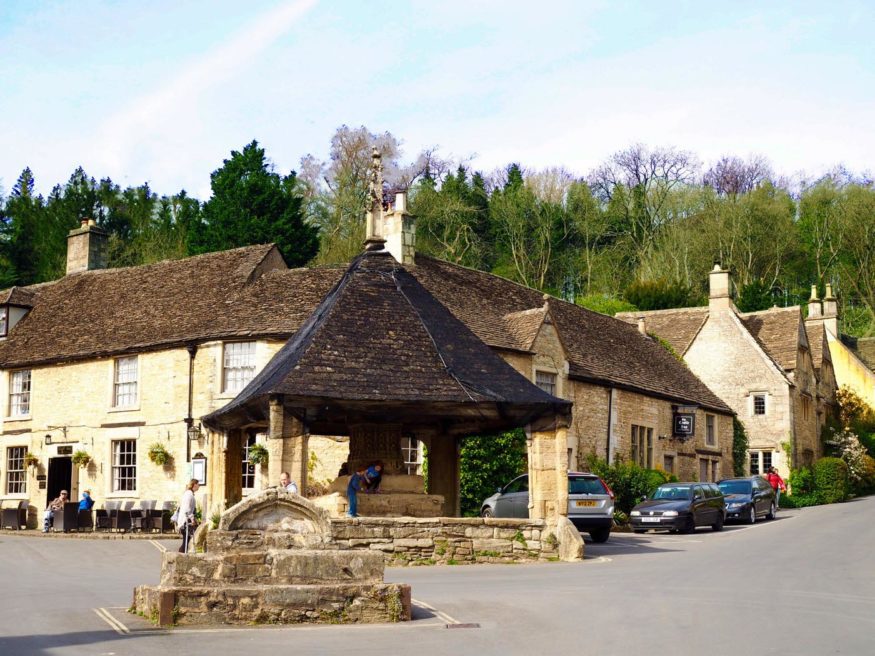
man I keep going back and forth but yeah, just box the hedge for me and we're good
[813,457,850,504]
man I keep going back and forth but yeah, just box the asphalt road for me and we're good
[1,496,873,656]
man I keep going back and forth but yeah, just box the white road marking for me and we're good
[412,598,459,625]
[149,540,167,553]
[94,607,130,635]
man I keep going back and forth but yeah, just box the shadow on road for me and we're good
[0,630,137,655]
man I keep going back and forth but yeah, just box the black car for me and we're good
[630,482,726,533]
[717,476,777,523]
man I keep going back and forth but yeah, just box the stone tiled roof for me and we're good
[804,321,831,372]
[204,250,571,433]
[615,307,709,355]
[503,307,548,352]
[0,286,36,307]
[739,307,803,372]
[411,256,731,414]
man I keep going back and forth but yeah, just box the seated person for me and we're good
[364,461,383,494]
[43,490,69,532]
[79,490,95,511]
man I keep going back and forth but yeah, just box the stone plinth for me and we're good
[319,474,445,518]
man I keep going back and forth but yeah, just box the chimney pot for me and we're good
[637,316,647,336]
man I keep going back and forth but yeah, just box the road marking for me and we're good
[149,540,167,553]
[94,608,130,635]
[412,598,459,625]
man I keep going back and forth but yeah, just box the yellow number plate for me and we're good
[575,500,598,507]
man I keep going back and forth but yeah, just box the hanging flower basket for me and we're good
[248,443,269,466]
[24,452,39,468]
[72,450,92,468]
[148,443,172,466]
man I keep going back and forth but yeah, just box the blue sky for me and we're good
[1,0,873,198]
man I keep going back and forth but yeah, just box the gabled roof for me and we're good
[615,307,708,355]
[0,286,36,307]
[503,306,548,352]
[739,307,804,372]
[804,320,832,372]
[204,250,571,434]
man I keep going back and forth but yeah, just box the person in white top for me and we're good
[280,472,298,494]
[177,479,199,553]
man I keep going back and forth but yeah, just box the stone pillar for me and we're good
[268,396,309,491]
[427,436,459,517]
[528,425,569,520]
[347,424,405,475]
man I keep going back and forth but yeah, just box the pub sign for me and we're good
[673,406,697,438]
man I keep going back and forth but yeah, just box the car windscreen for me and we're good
[651,486,692,500]
[568,477,606,495]
[718,481,752,495]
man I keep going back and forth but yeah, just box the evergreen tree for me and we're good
[1,168,43,285]
[190,141,319,266]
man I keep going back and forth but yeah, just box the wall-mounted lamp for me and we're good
[187,422,203,442]
[45,434,52,445]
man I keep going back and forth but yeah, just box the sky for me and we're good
[1,0,873,199]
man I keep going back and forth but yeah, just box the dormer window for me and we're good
[0,307,6,337]
[0,287,36,337]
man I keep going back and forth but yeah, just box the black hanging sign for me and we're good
[673,412,696,438]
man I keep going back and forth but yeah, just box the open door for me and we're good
[47,457,73,503]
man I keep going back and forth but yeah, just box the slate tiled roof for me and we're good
[411,256,731,414]
[615,307,709,355]
[204,250,571,432]
[739,307,803,372]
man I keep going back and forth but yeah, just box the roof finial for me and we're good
[364,148,386,251]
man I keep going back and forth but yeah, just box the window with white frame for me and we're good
[242,433,257,490]
[401,436,421,475]
[705,414,716,447]
[6,446,26,494]
[535,370,557,396]
[749,450,774,475]
[113,357,138,408]
[224,342,256,393]
[9,370,31,416]
[0,307,7,337]
[752,394,766,416]
[631,425,653,468]
[111,440,137,491]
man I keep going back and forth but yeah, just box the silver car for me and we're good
[480,472,615,542]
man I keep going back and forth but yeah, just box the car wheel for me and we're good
[481,507,494,518]
[746,505,757,524]
[680,516,696,534]
[766,502,776,520]
[589,528,610,543]
[711,513,724,532]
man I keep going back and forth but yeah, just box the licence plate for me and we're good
[575,500,598,507]
[642,517,661,523]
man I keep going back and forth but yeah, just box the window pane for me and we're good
[7,446,26,494]
[750,451,760,475]
[535,371,557,396]
[763,451,773,471]
[111,440,137,491]
[753,395,766,415]
[242,434,257,489]
[646,428,653,469]
[113,357,138,407]
[10,370,31,416]
[401,437,420,475]
[224,342,256,393]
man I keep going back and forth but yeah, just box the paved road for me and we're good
[1,497,873,655]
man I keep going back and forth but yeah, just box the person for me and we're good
[177,479,200,553]
[766,466,787,506]
[364,461,383,494]
[42,490,69,532]
[279,471,298,494]
[347,466,366,518]
[79,490,95,511]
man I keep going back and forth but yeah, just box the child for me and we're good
[347,466,366,517]
[364,461,383,494]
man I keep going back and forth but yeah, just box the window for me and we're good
[0,307,7,337]
[6,446,26,494]
[663,454,675,474]
[749,450,773,475]
[753,394,766,416]
[535,371,557,396]
[113,357,138,408]
[224,342,256,393]
[802,396,811,421]
[401,436,421,475]
[705,414,716,447]
[9,370,31,416]
[631,425,653,468]
[111,440,137,492]
[504,475,528,494]
[242,433,257,490]
[699,458,709,482]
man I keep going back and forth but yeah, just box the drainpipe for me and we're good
[185,343,198,462]
[606,387,615,463]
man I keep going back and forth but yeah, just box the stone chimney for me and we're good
[66,218,108,274]
[822,283,838,336]
[363,148,386,252]
[708,263,732,311]
[383,191,416,265]
[807,285,822,318]
[637,316,647,336]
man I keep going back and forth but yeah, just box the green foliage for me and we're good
[189,141,319,266]
[71,450,92,468]
[732,418,750,476]
[148,443,171,466]
[459,429,527,517]
[623,279,699,311]
[585,455,676,514]
[813,457,850,504]
[736,279,775,312]
[576,294,637,316]
[247,443,269,466]
[779,493,818,508]
[789,467,815,496]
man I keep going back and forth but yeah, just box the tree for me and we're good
[703,155,772,197]
[459,429,528,517]
[191,141,318,267]
[736,279,774,312]
[1,168,43,285]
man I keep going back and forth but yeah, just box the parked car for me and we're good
[717,476,776,523]
[480,472,615,542]
[630,482,725,533]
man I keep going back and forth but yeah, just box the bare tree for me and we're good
[703,155,773,197]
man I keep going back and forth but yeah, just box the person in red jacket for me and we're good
[766,467,787,507]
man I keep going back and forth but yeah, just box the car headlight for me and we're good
[630,510,641,517]
[662,510,678,517]
[727,502,742,509]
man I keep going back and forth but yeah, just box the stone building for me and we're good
[618,266,838,479]
[0,183,734,525]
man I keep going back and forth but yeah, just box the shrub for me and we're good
[789,467,815,496]
[779,493,818,509]
[623,279,700,311]
[813,457,850,504]
[732,418,749,476]
[585,455,675,514]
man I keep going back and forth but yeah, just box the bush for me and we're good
[789,467,815,496]
[459,429,527,517]
[576,294,637,316]
[813,457,850,504]
[585,455,675,514]
[779,493,818,509]
[623,279,700,311]
[732,418,749,476]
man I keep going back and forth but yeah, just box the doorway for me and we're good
[47,457,72,502]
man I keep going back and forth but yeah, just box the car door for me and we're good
[691,485,710,525]
[494,475,528,518]
[755,479,773,514]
